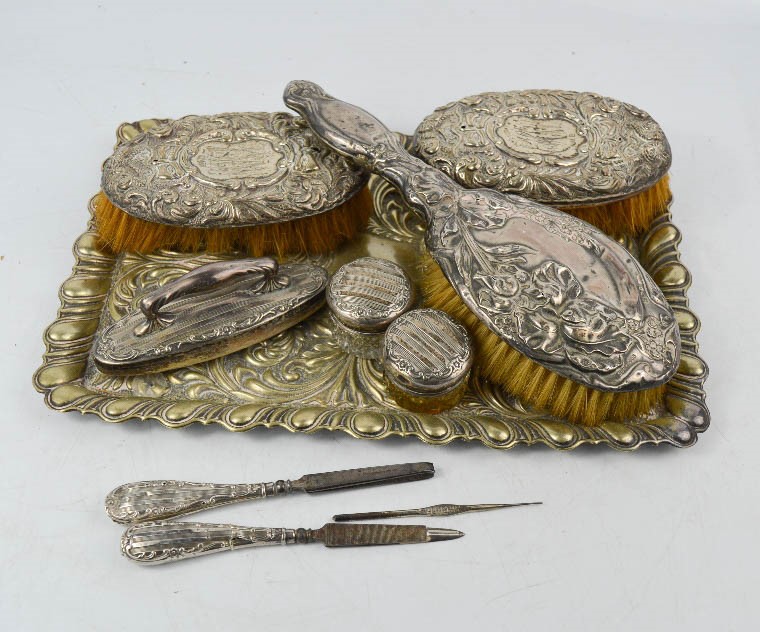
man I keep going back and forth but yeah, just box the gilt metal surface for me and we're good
[329,315,387,360]
[283,81,680,393]
[33,130,708,450]
[413,89,671,206]
[102,112,368,227]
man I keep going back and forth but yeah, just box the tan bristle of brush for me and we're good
[563,175,671,237]
[92,186,373,258]
[420,253,665,426]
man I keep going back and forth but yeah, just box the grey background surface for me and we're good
[1,1,757,630]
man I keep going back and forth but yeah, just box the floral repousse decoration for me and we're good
[102,112,367,227]
[34,165,708,450]
[453,217,636,374]
[518,263,632,373]
[414,90,671,205]
[410,167,680,391]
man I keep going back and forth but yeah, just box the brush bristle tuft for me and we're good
[93,186,373,257]
[565,175,671,236]
[420,254,665,426]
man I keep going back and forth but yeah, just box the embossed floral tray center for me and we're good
[34,173,709,450]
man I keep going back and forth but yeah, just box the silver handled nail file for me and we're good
[121,520,463,565]
[106,462,435,524]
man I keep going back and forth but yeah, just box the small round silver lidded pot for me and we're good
[327,257,415,359]
[383,309,473,414]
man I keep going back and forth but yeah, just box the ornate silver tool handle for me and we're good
[284,80,458,225]
[105,480,293,524]
[136,258,279,335]
[121,521,304,565]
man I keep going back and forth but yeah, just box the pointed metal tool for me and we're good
[106,462,435,524]
[333,502,542,521]
[122,521,464,565]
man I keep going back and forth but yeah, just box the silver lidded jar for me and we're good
[327,257,415,359]
[383,308,473,413]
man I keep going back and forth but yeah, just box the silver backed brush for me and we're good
[283,80,680,395]
[102,112,367,228]
[413,89,671,208]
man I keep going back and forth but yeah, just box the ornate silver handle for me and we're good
[283,80,457,226]
[284,80,406,168]
[105,480,293,524]
[121,521,301,565]
[136,258,279,335]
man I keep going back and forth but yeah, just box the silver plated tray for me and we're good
[34,158,709,450]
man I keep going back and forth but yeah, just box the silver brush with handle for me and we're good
[282,80,679,397]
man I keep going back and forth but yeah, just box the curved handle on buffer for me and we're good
[135,258,279,336]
